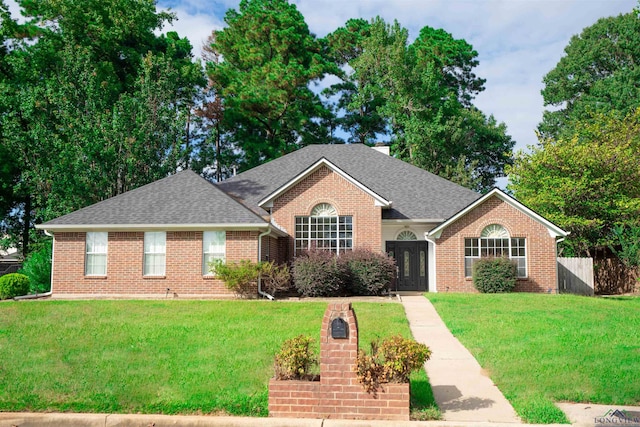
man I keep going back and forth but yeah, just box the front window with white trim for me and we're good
[295,203,353,254]
[464,224,527,278]
[85,232,107,276]
[144,232,166,276]
[203,231,226,275]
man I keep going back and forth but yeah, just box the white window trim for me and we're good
[294,203,353,255]
[144,231,166,276]
[85,232,108,276]
[464,236,527,279]
[203,231,226,276]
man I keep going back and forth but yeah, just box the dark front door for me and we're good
[386,241,428,291]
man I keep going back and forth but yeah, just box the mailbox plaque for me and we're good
[331,317,348,339]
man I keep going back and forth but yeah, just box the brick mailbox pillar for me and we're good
[268,302,410,420]
[319,302,359,387]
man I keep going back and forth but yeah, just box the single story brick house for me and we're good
[37,144,567,297]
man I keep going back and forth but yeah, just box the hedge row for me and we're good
[292,249,396,297]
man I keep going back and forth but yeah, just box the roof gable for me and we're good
[258,158,392,209]
[428,188,569,239]
[38,170,267,231]
[218,144,480,220]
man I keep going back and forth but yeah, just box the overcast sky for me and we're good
[157,0,637,153]
[6,0,637,153]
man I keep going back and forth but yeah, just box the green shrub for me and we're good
[473,257,517,293]
[353,347,387,394]
[292,249,396,297]
[260,262,291,297]
[354,335,430,393]
[20,240,52,294]
[343,249,396,295]
[380,335,431,382]
[0,273,30,299]
[212,260,261,298]
[273,335,318,380]
[292,250,348,297]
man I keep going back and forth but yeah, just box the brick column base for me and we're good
[268,302,410,420]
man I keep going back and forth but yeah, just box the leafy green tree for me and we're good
[327,18,513,192]
[0,0,204,255]
[324,18,387,144]
[0,9,18,225]
[206,0,336,170]
[610,224,640,269]
[539,10,640,138]
[508,108,640,257]
[390,25,512,192]
[19,239,52,293]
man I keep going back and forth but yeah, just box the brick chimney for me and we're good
[372,143,390,156]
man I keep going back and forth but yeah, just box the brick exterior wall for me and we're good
[268,302,410,420]
[52,230,260,296]
[50,170,559,296]
[261,234,285,264]
[271,166,382,258]
[435,196,559,293]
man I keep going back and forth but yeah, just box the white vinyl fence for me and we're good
[557,257,594,296]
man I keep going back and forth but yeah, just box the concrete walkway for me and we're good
[401,295,520,423]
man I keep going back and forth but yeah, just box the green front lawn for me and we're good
[427,293,640,424]
[0,300,436,417]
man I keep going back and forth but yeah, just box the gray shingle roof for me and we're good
[42,170,267,227]
[218,144,481,220]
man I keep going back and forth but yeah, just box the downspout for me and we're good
[555,237,566,294]
[424,233,438,293]
[257,227,275,300]
[14,229,54,300]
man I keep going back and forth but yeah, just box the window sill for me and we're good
[203,275,219,280]
[143,275,166,279]
[85,275,107,280]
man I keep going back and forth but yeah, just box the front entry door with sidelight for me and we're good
[386,241,428,291]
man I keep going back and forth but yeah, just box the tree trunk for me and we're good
[22,193,31,258]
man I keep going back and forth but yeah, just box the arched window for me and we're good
[311,203,337,217]
[295,203,353,254]
[464,224,527,278]
[397,230,417,241]
[481,224,509,238]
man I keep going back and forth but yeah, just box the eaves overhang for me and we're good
[35,223,276,233]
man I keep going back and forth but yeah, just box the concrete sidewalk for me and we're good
[0,412,566,427]
[401,295,520,423]
[557,403,640,427]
